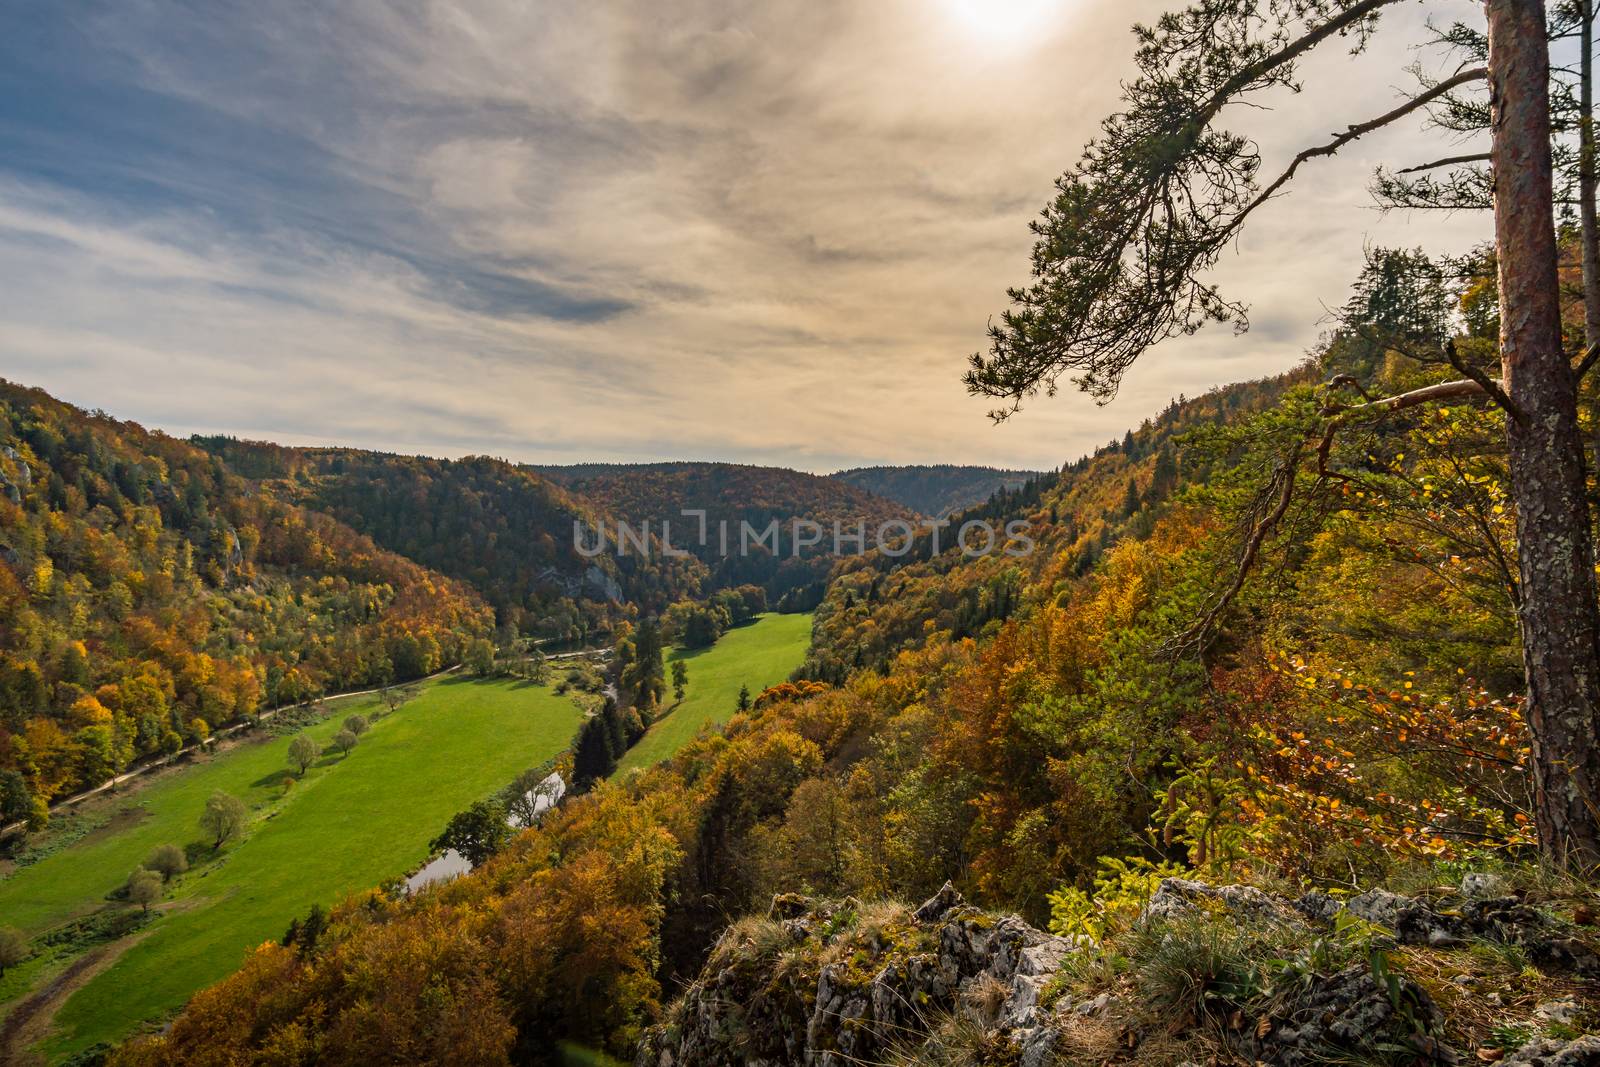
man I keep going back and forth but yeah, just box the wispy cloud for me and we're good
[0,0,1492,471]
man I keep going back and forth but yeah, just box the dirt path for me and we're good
[0,928,152,1065]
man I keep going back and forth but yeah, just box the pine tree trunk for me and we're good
[1487,0,1600,868]
[1580,0,1600,478]
[1583,0,1600,349]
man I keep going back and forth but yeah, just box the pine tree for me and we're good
[601,698,627,757]
[572,716,616,790]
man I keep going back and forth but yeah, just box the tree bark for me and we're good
[1487,0,1600,868]
[1582,0,1600,349]
[1580,0,1600,477]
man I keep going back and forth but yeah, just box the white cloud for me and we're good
[0,0,1498,472]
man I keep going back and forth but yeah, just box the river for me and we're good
[403,771,565,893]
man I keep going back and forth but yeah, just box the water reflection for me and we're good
[403,772,565,894]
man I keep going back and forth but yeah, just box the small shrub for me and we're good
[0,925,28,976]
[1047,855,1186,943]
[1489,1023,1537,1051]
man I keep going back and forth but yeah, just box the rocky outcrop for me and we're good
[1336,882,1600,976]
[0,445,29,504]
[1143,875,1305,925]
[640,878,1599,1067]
[1236,962,1445,1067]
[531,563,625,603]
[637,884,1074,1067]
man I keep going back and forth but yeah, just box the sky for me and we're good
[0,0,1496,473]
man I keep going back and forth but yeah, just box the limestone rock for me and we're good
[638,888,1077,1067]
[1143,877,1302,925]
[1501,1036,1600,1067]
[1235,962,1445,1067]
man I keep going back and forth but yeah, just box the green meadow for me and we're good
[0,676,584,1062]
[618,612,813,773]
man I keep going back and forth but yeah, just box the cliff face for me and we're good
[640,878,1600,1067]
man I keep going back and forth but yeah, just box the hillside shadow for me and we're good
[251,769,295,790]
[669,644,716,666]
[650,698,687,723]
[438,674,503,688]
[508,678,550,691]
[182,841,219,865]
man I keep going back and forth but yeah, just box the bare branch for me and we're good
[1444,340,1520,418]
[1398,151,1493,173]
[1332,376,1490,416]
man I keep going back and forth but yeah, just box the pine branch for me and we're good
[1233,66,1489,234]
[1195,0,1403,125]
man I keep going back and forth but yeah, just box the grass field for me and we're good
[617,612,813,773]
[0,675,584,1062]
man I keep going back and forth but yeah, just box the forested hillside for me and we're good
[0,382,491,821]
[803,374,1292,682]
[195,442,703,640]
[537,461,913,607]
[830,463,1042,517]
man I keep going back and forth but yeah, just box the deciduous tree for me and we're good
[0,927,26,978]
[200,791,247,851]
[430,800,512,867]
[287,733,318,776]
[331,728,359,759]
[127,867,162,913]
[466,638,497,677]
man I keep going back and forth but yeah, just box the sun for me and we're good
[940,0,1063,47]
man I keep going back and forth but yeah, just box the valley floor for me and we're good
[617,612,814,773]
[0,675,585,1064]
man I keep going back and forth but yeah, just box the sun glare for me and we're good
[941,0,1062,47]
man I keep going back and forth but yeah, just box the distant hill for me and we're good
[829,464,1043,517]
[534,461,913,608]
[193,441,705,636]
